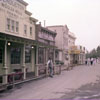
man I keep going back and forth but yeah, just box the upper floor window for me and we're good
[24,25,27,35]
[7,18,10,31]
[11,20,15,32]
[30,27,32,36]
[7,18,19,33]
[16,22,19,33]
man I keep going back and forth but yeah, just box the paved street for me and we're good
[0,63,100,99]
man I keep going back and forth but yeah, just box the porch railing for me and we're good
[0,64,63,91]
[0,72,24,91]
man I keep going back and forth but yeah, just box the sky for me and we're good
[24,0,100,51]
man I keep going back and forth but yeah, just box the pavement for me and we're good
[0,63,100,99]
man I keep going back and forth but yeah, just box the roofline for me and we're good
[25,10,32,16]
[47,25,65,27]
[68,34,76,39]
[41,26,57,36]
[37,24,57,36]
[47,24,68,27]
[17,0,28,6]
[30,17,38,22]
[47,24,69,30]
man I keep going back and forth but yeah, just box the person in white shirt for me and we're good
[47,57,53,77]
[90,58,94,66]
[87,58,90,66]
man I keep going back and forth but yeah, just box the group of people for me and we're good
[47,57,100,77]
[85,58,99,66]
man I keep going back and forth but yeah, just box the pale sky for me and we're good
[25,0,100,51]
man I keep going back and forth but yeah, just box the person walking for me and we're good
[93,58,96,66]
[47,57,53,78]
[85,59,87,65]
[87,58,90,66]
[90,58,94,66]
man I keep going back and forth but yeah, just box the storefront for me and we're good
[0,33,37,84]
[68,46,86,66]
[0,0,38,85]
[36,24,57,75]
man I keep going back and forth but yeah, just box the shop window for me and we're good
[0,49,3,63]
[16,21,19,33]
[38,47,44,64]
[7,18,10,31]
[55,51,59,59]
[11,48,21,64]
[25,48,31,63]
[48,50,54,61]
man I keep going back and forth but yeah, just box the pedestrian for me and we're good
[87,58,90,66]
[96,58,97,63]
[90,58,93,66]
[47,57,53,78]
[85,59,87,65]
[97,57,100,64]
[93,58,96,66]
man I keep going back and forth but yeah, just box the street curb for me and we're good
[7,74,46,88]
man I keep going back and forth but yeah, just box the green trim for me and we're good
[0,33,56,49]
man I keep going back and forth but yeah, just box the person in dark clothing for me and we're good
[85,59,87,65]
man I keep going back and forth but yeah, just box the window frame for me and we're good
[30,27,32,36]
[38,47,44,64]
[11,48,21,64]
[25,47,31,63]
[24,25,27,35]
[7,18,10,31]
[16,21,19,33]
[11,20,15,32]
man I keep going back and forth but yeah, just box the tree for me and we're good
[86,45,100,58]
[97,46,100,57]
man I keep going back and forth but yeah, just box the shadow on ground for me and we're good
[59,76,100,99]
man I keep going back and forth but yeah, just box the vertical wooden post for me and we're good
[22,44,26,80]
[3,41,8,84]
[35,46,39,77]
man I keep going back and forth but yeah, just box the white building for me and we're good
[68,31,76,48]
[47,25,69,69]
[77,45,86,64]
[68,45,86,66]
[68,31,76,66]
[0,0,37,85]
[47,25,86,68]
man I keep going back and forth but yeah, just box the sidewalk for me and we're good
[0,63,100,99]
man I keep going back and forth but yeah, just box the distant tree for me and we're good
[97,46,100,51]
[91,49,97,58]
[86,45,100,58]
[97,46,100,57]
